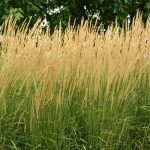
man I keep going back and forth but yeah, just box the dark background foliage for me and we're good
[0,0,150,30]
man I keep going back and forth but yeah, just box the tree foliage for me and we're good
[0,0,150,29]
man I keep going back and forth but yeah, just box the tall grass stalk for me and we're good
[0,15,150,149]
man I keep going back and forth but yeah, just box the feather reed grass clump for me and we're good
[0,15,150,149]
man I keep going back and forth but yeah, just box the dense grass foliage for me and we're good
[0,16,150,149]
